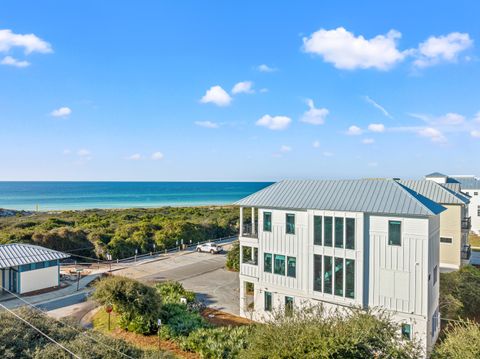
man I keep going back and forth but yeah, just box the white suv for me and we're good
[196,242,223,254]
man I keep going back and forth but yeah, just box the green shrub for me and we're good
[160,303,208,337]
[433,320,480,359]
[156,281,196,304]
[226,242,240,272]
[180,326,252,358]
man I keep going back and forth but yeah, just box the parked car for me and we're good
[196,242,223,254]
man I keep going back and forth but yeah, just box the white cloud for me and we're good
[200,85,232,106]
[51,107,72,118]
[232,81,254,94]
[364,96,393,119]
[303,27,407,70]
[126,153,142,161]
[346,125,363,135]
[151,152,164,160]
[368,123,385,133]
[1,55,30,68]
[195,120,219,128]
[474,112,480,123]
[257,64,277,72]
[77,149,91,157]
[312,140,320,148]
[471,130,480,138]
[280,145,292,153]
[418,127,446,143]
[300,99,329,125]
[362,138,375,144]
[414,32,473,68]
[323,151,334,157]
[439,112,465,125]
[256,114,291,130]
[0,29,52,54]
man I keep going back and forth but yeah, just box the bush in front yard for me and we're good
[155,281,196,305]
[159,303,208,338]
[225,241,240,272]
[432,320,480,359]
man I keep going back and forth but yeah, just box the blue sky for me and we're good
[1,1,479,181]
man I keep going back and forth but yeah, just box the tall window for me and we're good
[263,212,272,232]
[274,254,286,275]
[433,265,438,285]
[345,259,355,299]
[346,218,355,250]
[264,291,272,311]
[264,253,272,273]
[335,217,344,248]
[388,221,402,246]
[334,258,344,296]
[285,296,294,316]
[478,205,480,217]
[314,216,322,245]
[313,255,322,292]
[287,257,296,278]
[324,216,333,247]
[324,255,333,294]
[286,214,295,234]
[242,246,257,265]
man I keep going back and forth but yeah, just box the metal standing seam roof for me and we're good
[425,172,448,178]
[450,176,480,190]
[398,180,469,205]
[0,243,70,269]
[234,179,446,216]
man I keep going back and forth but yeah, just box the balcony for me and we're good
[241,223,258,239]
[461,244,472,261]
[461,217,471,231]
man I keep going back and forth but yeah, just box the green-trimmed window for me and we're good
[265,291,272,311]
[285,296,294,317]
[324,255,333,294]
[313,255,322,292]
[388,221,402,246]
[335,218,344,248]
[286,214,295,234]
[314,216,322,245]
[263,212,272,232]
[287,257,296,278]
[346,218,355,250]
[324,216,333,246]
[345,259,355,299]
[264,253,272,273]
[274,254,286,275]
[334,258,344,296]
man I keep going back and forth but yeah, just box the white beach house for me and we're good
[235,179,445,355]
[450,175,480,235]
[0,243,69,295]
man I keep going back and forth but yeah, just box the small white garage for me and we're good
[0,243,70,295]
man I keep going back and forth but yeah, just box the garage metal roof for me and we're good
[451,176,480,190]
[235,179,446,216]
[0,243,70,269]
[399,180,469,205]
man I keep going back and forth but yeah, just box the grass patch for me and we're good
[470,234,480,248]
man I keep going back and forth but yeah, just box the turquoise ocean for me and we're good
[0,182,272,211]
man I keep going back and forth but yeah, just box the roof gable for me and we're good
[0,243,70,269]
[398,180,469,205]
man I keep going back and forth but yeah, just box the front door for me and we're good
[9,268,18,293]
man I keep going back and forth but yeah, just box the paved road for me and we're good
[37,292,89,312]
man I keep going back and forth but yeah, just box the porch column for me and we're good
[239,207,244,237]
[251,207,255,234]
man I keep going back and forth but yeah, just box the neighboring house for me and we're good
[0,243,69,295]
[450,175,480,235]
[235,179,445,356]
[399,178,471,270]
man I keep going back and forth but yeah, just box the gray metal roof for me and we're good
[0,243,70,269]
[425,172,448,178]
[398,180,469,205]
[451,176,480,190]
[443,182,462,192]
[235,179,446,216]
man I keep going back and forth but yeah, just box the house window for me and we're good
[433,265,438,285]
[264,291,272,312]
[313,255,322,292]
[324,216,333,246]
[324,255,333,294]
[263,212,272,232]
[440,237,453,244]
[285,296,294,316]
[264,253,272,273]
[475,192,479,196]
[274,254,286,275]
[335,217,344,248]
[478,205,480,217]
[346,218,355,249]
[401,323,412,340]
[286,214,295,234]
[242,246,258,265]
[432,307,439,338]
[388,221,402,246]
[314,216,322,245]
[287,257,296,278]
[345,259,355,299]
[334,258,344,296]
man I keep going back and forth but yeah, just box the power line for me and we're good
[0,302,81,359]
[0,285,136,359]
